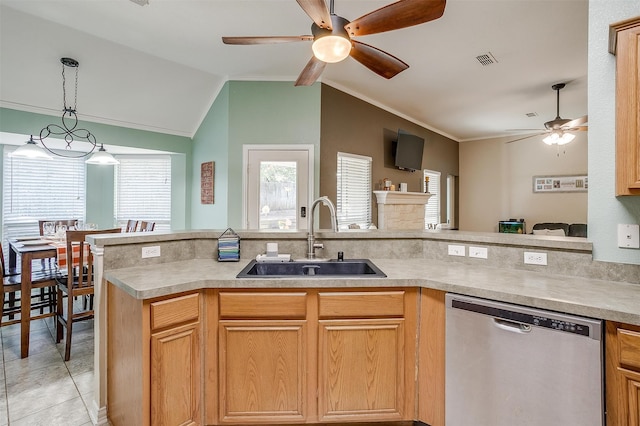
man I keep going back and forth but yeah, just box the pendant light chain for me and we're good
[61,61,79,113]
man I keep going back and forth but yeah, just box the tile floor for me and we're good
[0,317,95,425]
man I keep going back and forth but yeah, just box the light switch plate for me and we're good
[618,224,640,248]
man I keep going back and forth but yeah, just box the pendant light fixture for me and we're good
[12,57,118,165]
[85,144,120,165]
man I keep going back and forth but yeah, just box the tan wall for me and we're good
[459,132,588,232]
[319,84,459,229]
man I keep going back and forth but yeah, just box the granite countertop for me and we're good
[104,257,640,326]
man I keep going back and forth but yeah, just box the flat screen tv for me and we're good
[394,129,424,171]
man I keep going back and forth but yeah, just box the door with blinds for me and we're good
[244,146,312,230]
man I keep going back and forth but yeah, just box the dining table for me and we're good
[8,238,58,358]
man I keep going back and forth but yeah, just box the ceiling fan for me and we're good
[508,83,588,145]
[222,0,446,86]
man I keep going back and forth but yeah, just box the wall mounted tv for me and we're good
[394,129,425,172]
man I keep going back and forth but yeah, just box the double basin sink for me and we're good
[237,259,386,278]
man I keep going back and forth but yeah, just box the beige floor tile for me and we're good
[0,305,96,426]
[10,396,91,426]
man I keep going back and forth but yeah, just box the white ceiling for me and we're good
[0,0,588,143]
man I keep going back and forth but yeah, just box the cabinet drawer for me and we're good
[219,292,307,319]
[150,293,200,331]
[319,291,405,318]
[618,328,640,370]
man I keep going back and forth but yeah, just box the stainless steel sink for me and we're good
[236,259,386,278]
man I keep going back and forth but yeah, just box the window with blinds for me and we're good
[114,155,171,231]
[336,152,372,230]
[2,146,86,254]
[424,169,441,227]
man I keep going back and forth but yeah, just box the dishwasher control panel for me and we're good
[451,298,595,337]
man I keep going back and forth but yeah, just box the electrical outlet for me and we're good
[142,245,161,258]
[524,251,547,265]
[448,244,466,257]
[617,224,640,248]
[469,246,488,259]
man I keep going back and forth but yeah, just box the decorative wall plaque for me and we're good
[201,161,215,204]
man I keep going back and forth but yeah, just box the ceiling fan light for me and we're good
[312,35,351,63]
[542,132,559,145]
[557,132,576,145]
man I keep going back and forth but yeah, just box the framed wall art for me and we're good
[201,161,215,204]
[533,174,588,193]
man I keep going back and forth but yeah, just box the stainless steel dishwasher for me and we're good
[445,293,603,426]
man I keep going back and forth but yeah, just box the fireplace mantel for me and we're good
[373,191,431,230]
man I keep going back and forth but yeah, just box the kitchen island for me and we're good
[88,230,640,426]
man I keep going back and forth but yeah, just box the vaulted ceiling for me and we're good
[0,0,588,142]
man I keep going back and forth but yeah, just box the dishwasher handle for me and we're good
[493,318,532,334]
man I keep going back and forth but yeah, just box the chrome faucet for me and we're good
[307,196,338,259]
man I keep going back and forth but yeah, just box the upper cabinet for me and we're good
[610,17,640,196]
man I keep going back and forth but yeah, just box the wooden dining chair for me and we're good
[56,228,121,361]
[139,221,155,232]
[1,244,58,327]
[125,220,138,232]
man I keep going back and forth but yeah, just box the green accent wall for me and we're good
[191,83,230,229]
[0,107,192,230]
[192,81,321,229]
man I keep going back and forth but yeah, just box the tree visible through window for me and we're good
[337,152,372,230]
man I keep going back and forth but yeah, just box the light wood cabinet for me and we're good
[610,17,640,196]
[108,285,428,426]
[218,291,310,423]
[216,289,417,424]
[150,294,201,426]
[107,286,202,426]
[317,290,415,422]
[606,321,640,426]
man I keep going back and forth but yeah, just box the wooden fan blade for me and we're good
[505,133,546,144]
[562,115,588,129]
[345,0,446,37]
[350,41,409,79]
[222,36,313,45]
[295,56,326,86]
[296,0,332,29]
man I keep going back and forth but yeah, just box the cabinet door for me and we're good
[218,320,307,423]
[151,322,201,426]
[317,318,405,422]
[618,368,640,426]
[611,18,640,195]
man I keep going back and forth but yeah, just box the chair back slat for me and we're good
[125,220,138,232]
[140,221,156,232]
[65,228,121,289]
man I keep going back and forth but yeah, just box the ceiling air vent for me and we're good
[129,0,149,5]
[526,112,538,117]
[475,52,498,66]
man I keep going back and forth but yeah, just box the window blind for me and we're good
[2,145,86,255]
[337,152,372,230]
[114,155,171,231]
[424,169,441,227]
